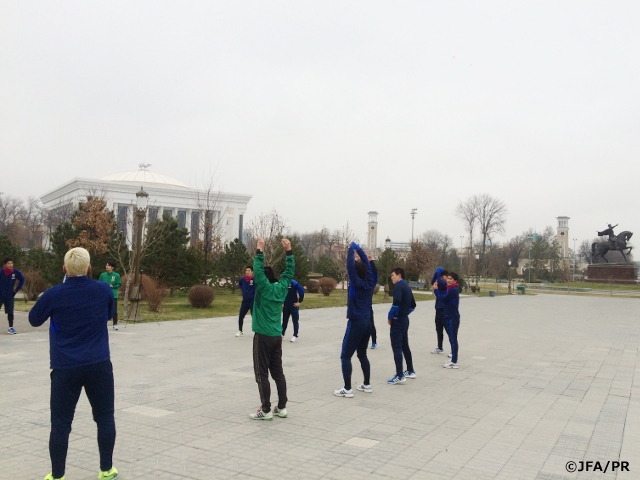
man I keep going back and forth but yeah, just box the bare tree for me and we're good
[455,196,479,257]
[476,194,507,265]
[579,239,594,264]
[333,223,359,294]
[297,231,322,270]
[419,230,452,264]
[0,193,25,242]
[245,210,288,265]
[192,171,226,282]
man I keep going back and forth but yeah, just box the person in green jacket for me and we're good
[99,262,122,330]
[250,237,295,421]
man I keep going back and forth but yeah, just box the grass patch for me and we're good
[14,286,433,322]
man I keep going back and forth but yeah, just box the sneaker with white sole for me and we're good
[356,383,372,393]
[431,348,444,354]
[333,387,354,398]
[273,407,288,418]
[371,343,377,349]
[235,331,243,337]
[8,327,16,335]
[281,335,285,339]
[113,325,118,331]
[98,466,119,480]
[44,474,65,480]
[448,353,453,358]
[387,374,406,385]
[290,336,297,342]
[403,370,416,379]
[249,407,273,420]
[443,361,459,369]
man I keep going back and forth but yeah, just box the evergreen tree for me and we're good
[0,235,22,264]
[216,238,250,293]
[274,236,310,283]
[376,248,399,299]
[315,255,341,282]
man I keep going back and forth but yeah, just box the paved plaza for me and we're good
[1,294,639,480]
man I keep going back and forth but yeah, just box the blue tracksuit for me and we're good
[430,267,447,350]
[340,243,376,389]
[388,279,416,377]
[369,261,379,345]
[282,280,305,337]
[0,268,24,320]
[434,284,460,363]
[238,276,256,332]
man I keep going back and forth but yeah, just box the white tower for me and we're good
[557,216,570,258]
[367,211,379,250]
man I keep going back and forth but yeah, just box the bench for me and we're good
[408,281,426,289]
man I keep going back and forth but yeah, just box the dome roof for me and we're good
[101,170,189,189]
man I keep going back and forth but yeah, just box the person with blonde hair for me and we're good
[29,247,119,480]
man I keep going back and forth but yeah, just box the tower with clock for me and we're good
[556,216,570,258]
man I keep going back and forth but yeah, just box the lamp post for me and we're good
[460,236,464,268]
[508,259,512,294]
[528,245,531,283]
[475,252,480,288]
[410,208,417,243]
[130,187,149,321]
[572,238,577,282]
[385,237,391,250]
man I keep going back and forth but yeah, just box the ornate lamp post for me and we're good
[410,209,417,243]
[572,238,577,282]
[508,259,512,294]
[129,187,149,321]
[475,252,480,288]
[385,237,391,250]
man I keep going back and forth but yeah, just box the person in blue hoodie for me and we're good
[387,267,417,384]
[28,247,119,480]
[433,271,461,369]
[1,257,25,335]
[430,267,448,354]
[282,279,305,342]
[334,243,377,398]
[236,266,255,337]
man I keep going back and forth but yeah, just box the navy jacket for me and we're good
[434,285,460,321]
[346,243,376,320]
[238,276,256,302]
[430,267,447,310]
[0,268,24,298]
[388,279,416,320]
[284,280,305,307]
[28,276,114,369]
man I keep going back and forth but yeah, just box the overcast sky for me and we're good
[1,1,639,248]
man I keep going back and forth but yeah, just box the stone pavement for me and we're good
[1,294,639,479]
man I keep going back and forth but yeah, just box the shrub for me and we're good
[318,277,337,296]
[140,275,168,313]
[306,279,320,294]
[22,270,46,301]
[188,284,215,308]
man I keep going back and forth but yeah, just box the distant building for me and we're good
[40,166,252,249]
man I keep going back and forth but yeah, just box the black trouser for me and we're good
[238,300,253,332]
[282,305,299,337]
[390,316,413,377]
[370,307,377,344]
[340,318,371,390]
[112,299,118,325]
[50,360,116,478]
[435,308,445,350]
[1,295,15,327]
[253,333,287,412]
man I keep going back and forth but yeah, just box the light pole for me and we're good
[410,208,417,243]
[528,245,531,283]
[460,236,464,268]
[508,259,512,294]
[130,187,149,321]
[475,252,480,288]
[572,238,577,282]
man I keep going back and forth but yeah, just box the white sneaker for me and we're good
[448,353,453,358]
[249,407,273,420]
[333,387,353,398]
[113,325,119,331]
[443,361,459,369]
[431,348,444,354]
[403,370,416,379]
[282,335,285,339]
[273,407,288,418]
[235,331,243,337]
[356,383,372,393]
[290,336,297,342]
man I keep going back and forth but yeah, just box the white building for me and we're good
[40,167,252,248]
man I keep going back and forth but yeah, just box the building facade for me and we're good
[40,168,252,249]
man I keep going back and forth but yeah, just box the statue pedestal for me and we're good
[587,264,638,284]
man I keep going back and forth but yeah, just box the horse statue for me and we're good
[592,230,633,263]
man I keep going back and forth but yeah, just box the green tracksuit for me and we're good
[99,271,122,298]
[252,253,295,337]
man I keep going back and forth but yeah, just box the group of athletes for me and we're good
[1,237,462,478]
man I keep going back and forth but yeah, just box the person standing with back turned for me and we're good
[29,247,119,480]
[250,237,295,420]
[99,261,122,331]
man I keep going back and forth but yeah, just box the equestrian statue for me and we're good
[592,223,633,263]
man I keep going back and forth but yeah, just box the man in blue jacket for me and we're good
[236,266,255,337]
[1,257,25,335]
[430,267,448,354]
[387,267,416,385]
[433,271,461,369]
[282,279,304,342]
[334,243,377,398]
[29,248,119,480]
